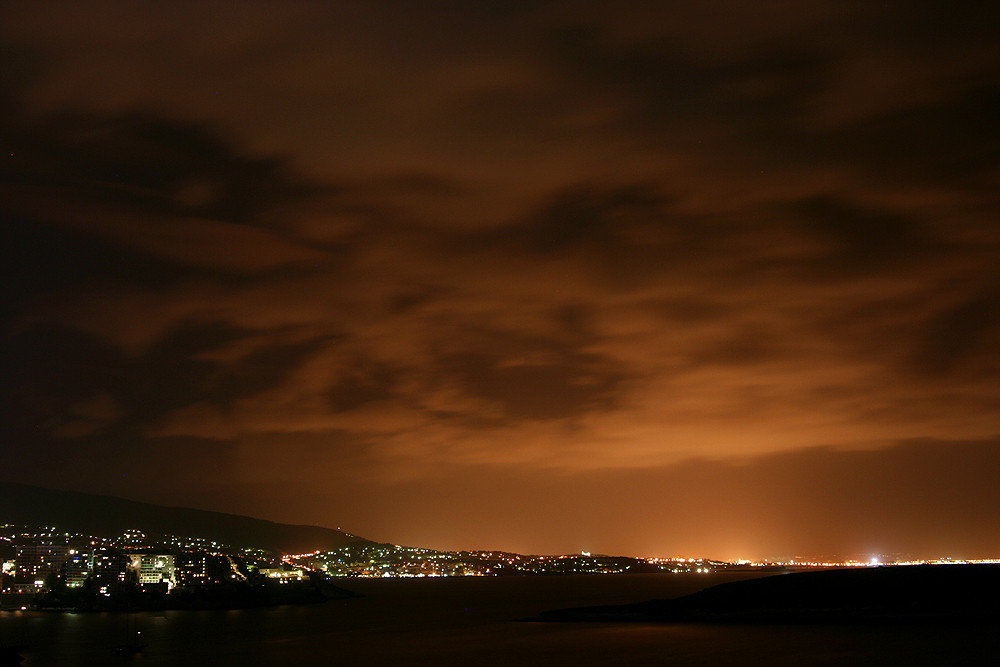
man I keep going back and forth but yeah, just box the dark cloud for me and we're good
[917,287,1000,376]
[7,110,316,222]
[791,195,930,272]
[541,4,1000,197]
[144,323,329,415]
[524,185,674,253]
[550,23,830,130]
[477,183,732,293]
[3,109,332,329]
[327,361,401,413]
[3,326,123,441]
[5,211,187,299]
[810,85,1000,187]
[2,319,329,443]
[441,349,624,421]
[693,328,781,367]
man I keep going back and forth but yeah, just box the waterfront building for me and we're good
[258,567,307,582]
[130,554,176,590]
[91,551,132,595]
[14,543,69,588]
[175,552,234,588]
[64,550,93,587]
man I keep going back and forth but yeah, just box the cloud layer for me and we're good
[3,1,999,558]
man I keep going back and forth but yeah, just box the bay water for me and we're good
[1,572,992,665]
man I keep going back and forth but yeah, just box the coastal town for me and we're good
[1,525,312,611]
[4,523,998,612]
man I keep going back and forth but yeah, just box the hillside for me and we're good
[0,481,369,554]
[533,564,1000,623]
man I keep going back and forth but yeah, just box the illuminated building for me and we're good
[14,544,69,588]
[64,550,93,588]
[130,554,176,590]
[91,551,132,595]
[174,552,235,588]
[258,567,307,582]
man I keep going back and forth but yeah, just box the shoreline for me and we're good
[527,564,1000,624]
[10,580,360,613]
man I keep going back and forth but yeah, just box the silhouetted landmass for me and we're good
[0,482,369,554]
[0,645,26,666]
[532,565,1000,623]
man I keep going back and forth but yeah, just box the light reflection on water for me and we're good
[1,573,994,665]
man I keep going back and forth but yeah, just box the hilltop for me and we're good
[532,564,1000,623]
[0,481,369,554]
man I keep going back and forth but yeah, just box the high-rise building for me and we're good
[92,551,132,595]
[130,554,176,590]
[14,544,69,588]
[63,550,92,588]
[174,552,233,588]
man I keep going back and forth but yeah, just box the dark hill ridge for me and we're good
[533,565,1000,623]
[0,481,369,554]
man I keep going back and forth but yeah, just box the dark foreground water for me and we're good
[1,572,994,665]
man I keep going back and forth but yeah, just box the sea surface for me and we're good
[1,572,994,665]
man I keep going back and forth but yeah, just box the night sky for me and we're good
[3,2,999,561]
